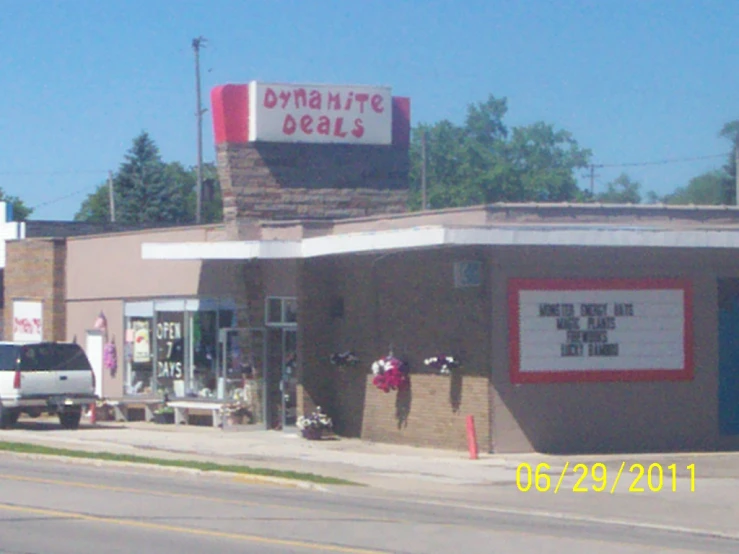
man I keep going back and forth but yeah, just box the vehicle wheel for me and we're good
[0,406,19,428]
[59,409,82,430]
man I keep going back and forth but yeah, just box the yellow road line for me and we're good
[0,473,286,509]
[0,473,396,522]
[0,502,389,554]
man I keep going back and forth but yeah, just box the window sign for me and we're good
[156,311,185,393]
[13,300,42,343]
[508,278,693,383]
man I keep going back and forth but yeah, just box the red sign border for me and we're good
[508,278,694,384]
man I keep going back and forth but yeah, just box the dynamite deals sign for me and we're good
[248,81,392,145]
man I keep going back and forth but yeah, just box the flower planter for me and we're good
[301,427,323,440]
[154,412,174,424]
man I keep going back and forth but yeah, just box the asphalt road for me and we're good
[0,455,737,554]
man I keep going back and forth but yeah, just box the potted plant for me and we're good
[153,405,175,424]
[296,406,333,440]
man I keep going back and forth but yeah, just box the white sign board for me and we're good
[13,300,42,343]
[509,279,692,383]
[249,82,392,145]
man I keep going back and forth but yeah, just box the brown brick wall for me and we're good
[298,248,493,451]
[216,143,409,226]
[296,258,338,419]
[4,238,67,341]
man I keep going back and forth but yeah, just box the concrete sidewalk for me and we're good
[1,419,739,539]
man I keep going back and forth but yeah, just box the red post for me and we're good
[466,415,479,460]
[89,403,96,425]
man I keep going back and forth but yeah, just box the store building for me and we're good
[143,203,739,454]
[6,80,739,455]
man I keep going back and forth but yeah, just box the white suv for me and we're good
[0,341,97,429]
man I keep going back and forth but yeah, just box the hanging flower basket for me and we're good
[329,351,360,367]
[371,355,410,393]
[424,355,460,375]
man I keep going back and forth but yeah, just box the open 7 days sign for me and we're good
[249,82,393,145]
[507,279,694,383]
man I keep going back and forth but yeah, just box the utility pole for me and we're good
[587,164,603,198]
[589,164,596,196]
[735,144,739,206]
[421,131,428,210]
[108,170,116,223]
[193,36,207,224]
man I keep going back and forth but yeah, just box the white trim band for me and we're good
[141,225,739,261]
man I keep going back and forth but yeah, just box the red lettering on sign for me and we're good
[328,92,341,110]
[264,87,278,108]
[316,116,331,135]
[351,118,364,138]
[371,94,384,113]
[343,92,354,110]
[283,114,297,135]
[308,90,322,109]
[333,117,348,138]
[355,93,369,113]
[279,90,291,109]
[293,88,307,109]
[300,115,314,134]
[13,317,41,336]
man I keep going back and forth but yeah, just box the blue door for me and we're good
[718,283,739,435]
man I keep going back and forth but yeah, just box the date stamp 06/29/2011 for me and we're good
[516,462,696,494]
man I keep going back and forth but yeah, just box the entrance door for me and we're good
[86,330,104,398]
[266,328,298,430]
[718,279,739,435]
[218,327,267,427]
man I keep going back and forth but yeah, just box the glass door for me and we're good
[281,329,298,429]
[219,327,267,426]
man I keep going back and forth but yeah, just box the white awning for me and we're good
[141,225,739,261]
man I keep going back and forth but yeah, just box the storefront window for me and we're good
[124,298,237,398]
[124,302,154,395]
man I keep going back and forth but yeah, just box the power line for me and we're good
[30,184,101,210]
[595,152,730,169]
[0,170,108,176]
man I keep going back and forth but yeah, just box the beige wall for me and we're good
[66,226,225,301]
[66,299,123,398]
[64,225,254,400]
[490,246,739,454]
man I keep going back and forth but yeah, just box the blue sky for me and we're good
[1,0,738,220]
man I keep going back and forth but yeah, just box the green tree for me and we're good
[74,132,223,224]
[0,189,33,221]
[596,173,642,204]
[660,170,726,205]
[408,94,591,209]
[719,120,739,204]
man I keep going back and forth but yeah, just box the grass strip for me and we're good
[0,441,360,486]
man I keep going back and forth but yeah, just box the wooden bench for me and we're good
[167,400,227,427]
[105,398,164,422]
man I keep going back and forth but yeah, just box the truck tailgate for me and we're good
[55,370,93,396]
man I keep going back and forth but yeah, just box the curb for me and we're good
[0,450,331,492]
